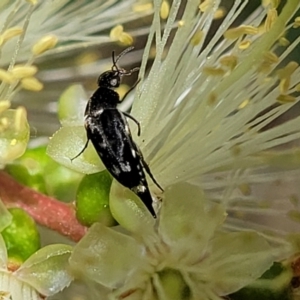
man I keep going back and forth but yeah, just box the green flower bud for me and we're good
[5,163,48,194]
[2,208,40,263]
[76,170,116,227]
[229,262,293,300]
[6,145,83,201]
[158,268,191,299]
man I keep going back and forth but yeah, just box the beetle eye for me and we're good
[110,78,118,86]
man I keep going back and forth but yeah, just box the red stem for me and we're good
[0,171,87,242]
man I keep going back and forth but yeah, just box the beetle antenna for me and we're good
[124,66,139,76]
[111,50,119,72]
[111,46,134,72]
[115,46,134,63]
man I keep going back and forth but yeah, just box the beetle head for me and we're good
[97,47,139,89]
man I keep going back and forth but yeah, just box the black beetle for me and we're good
[73,47,163,218]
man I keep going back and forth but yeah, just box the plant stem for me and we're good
[0,171,87,242]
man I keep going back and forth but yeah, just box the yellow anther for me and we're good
[293,16,300,28]
[10,65,38,79]
[214,7,226,19]
[263,51,279,64]
[2,27,23,43]
[21,77,43,91]
[132,2,153,12]
[263,77,272,84]
[26,0,38,4]
[279,78,290,94]
[199,0,211,12]
[0,69,15,84]
[190,30,203,46]
[203,67,226,76]
[264,8,277,32]
[257,62,271,74]
[0,100,11,114]
[32,35,58,56]
[278,37,290,47]
[110,25,124,40]
[178,20,185,27]
[207,92,217,106]
[238,99,250,109]
[110,25,133,45]
[238,40,251,50]
[14,106,27,131]
[262,0,280,8]
[276,94,296,104]
[262,0,271,7]
[160,0,170,20]
[295,83,300,92]
[1,117,8,127]
[119,32,134,46]
[224,25,258,40]
[219,55,238,70]
[231,145,242,157]
[277,61,299,79]
[10,139,17,146]
[238,183,251,196]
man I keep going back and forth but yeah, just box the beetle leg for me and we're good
[137,149,163,192]
[120,78,141,103]
[70,139,89,162]
[123,112,141,136]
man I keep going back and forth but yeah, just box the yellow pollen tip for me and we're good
[118,32,134,46]
[10,139,17,146]
[10,65,38,79]
[278,37,290,47]
[160,0,170,20]
[32,35,58,56]
[238,40,251,50]
[0,69,15,84]
[293,17,300,28]
[14,106,27,131]
[262,0,280,8]
[0,100,11,114]
[263,51,279,64]
[219,55,238,70]
[264,8,278,32]
[26,0,38,5]
[190,30,203,46]
[203,67,226,76]
[279,78,290,94]
[224,25,258,40]
[110,25,133,45]
[110,25,124,40]
[277,62,299,79]
[2,27,23,43]
[21,77,43,91]
[199,0,211,12]
[178,20,185,27]
[214,7,226,20]
[231,145,242,157]
[132,3,153,12]
[0,117,8,128]
[207,92,217,106]
[238,99,250,110]
[238,183,251,196]
[295,84,300,92]
[276,94,296,104]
